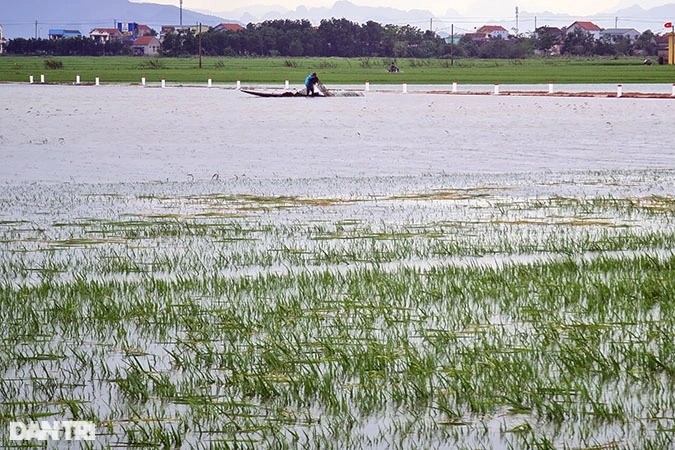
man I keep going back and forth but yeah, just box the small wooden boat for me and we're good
[241,89,321,98]
[240,88,362,98]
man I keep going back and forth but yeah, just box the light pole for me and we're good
[180,0,183,27]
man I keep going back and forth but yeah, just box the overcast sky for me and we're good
[134,0,667,17]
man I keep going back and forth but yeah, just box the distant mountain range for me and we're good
[1,0,234,39]
[2,0,674,39]
[214,1,675,34]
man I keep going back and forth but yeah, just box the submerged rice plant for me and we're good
[0,169,674,449]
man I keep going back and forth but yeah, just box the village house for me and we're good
[475,25,510,40]
[90,28,124,43]
[462,24,510,45]
[131,35,161,56]
[566,21,603,40]
[600,28,641,43]
[116,23,155,40]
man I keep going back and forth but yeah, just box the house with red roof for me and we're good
[476,25,510,40]
[132,35,161,56]
[566,21,603,40]
[213,23,244,32]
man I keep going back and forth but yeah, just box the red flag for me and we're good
[666,22,673,28]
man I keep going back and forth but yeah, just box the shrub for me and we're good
[44,59,63,69]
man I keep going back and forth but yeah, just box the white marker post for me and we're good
[29,75,34,84]
[365,81,370,92]
[236,80,241,90]
[161,79,166,88]
[95,77,100,86]
[672,83,675,97]
[76,75,81,85]
[493,83,500,95]
[141,77,146,86]
[208,78,212,88]
[617,84,623,98]
[40,74,45,83]
[452,81,458,93]
[548,82,554,94]
[285,79,289,89]
[402,83,407,94]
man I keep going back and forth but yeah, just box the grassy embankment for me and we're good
[0,55,673,85]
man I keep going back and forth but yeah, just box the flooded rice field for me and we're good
[1,84,674,449]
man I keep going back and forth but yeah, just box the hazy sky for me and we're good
[133,0,666,17]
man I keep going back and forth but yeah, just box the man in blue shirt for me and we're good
[305,72,319,96]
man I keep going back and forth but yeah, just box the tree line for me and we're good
[4,18,662,59]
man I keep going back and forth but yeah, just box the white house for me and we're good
[476,25,510,40]
[600,28,641,43]
[90,28,123,43]
[566,21,603,40]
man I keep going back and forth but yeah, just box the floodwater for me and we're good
[1,84,674,185]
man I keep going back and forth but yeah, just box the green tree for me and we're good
[160,30,197,57]
[361,21,384,56]
[458,34,479,57]
[317,18,361,56]
[478,38,510,58]
[534,26,562,53]
[634,30,657,56]
[562,29,596,56]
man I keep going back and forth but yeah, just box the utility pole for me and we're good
[35,20,38,39]
[180,0,183,27]
[515,6,519,36]
[430,18,433,32]
[615,16,618,28]
[451,24,454,66]
[198,22,202,68]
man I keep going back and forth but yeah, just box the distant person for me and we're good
[388,62,400,73]
[305,72,320,96]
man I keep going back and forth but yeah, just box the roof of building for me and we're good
[569,21,602,31]
[215,23,244,32]
[133,36,159,46]
[537,26,562,33]
[91,28,122,34]
[477,25,508,33]
[49,29,82,37]
[601,28,640,34]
